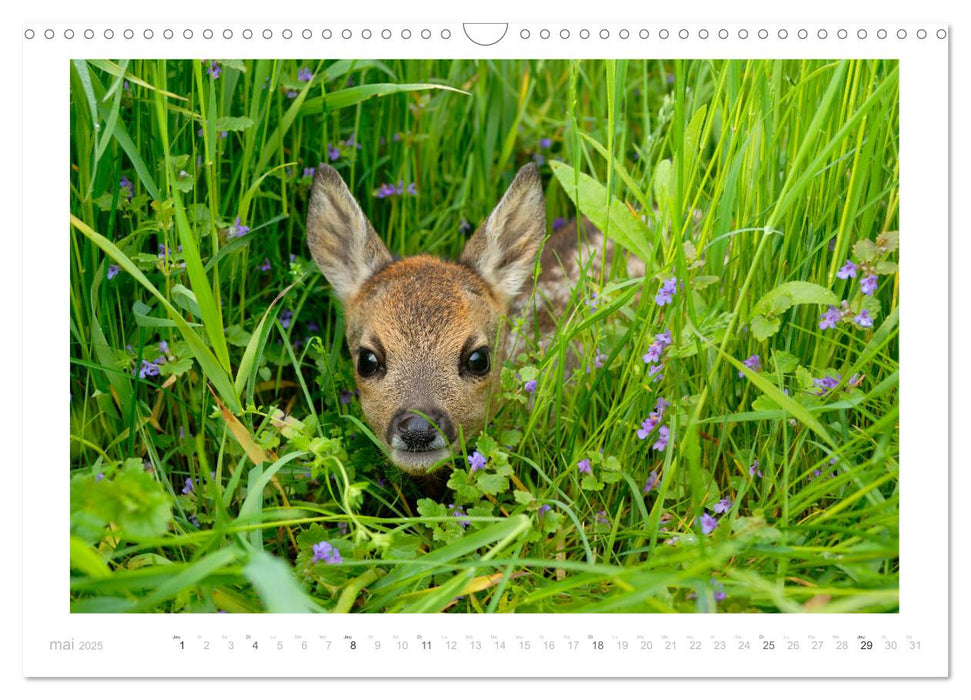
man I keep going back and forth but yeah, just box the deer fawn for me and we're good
[306,162,640,477]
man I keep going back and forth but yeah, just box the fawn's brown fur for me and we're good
[306,162,640,477]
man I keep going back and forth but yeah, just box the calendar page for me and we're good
[17,0,952,684]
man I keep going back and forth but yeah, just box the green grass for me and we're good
[69,58,899,613]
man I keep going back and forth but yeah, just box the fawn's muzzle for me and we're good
[388,408,455,452]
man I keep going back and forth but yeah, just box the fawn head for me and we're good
[306,163,545,474]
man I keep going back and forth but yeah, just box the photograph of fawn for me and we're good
[70,58,899,613]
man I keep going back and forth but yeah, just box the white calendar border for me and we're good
[16,2,951,680]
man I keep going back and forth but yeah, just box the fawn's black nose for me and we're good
[388,408,455,451]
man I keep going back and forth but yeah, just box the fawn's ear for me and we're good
[306,165,393,302]
[460,163,546,302]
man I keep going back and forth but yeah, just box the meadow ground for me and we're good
[69,58,899,612]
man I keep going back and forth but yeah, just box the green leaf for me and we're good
[750,314,781,341]
[683,104,708,161]
[581,474,604,491]
[243,551,321,613]
[171,191,232,373]
[133,548,244,612]
[772,350,799,373]
[853,238,878,263]
[170,283,202,318]
[875,261,897,275]
[477,473,508,496]
[299,82,469,115]
[691,275,720,290]
[513,490,535,505]
[750,281,840,321]
[71,460,174,542]
[70,535,111,579]
[446,469,481,503]
[499,429,522,449]
[876,230,899,253]
[549,160,653,261]
[159,357,193,377]
[795,365,815,390]
[652,158,674,212]
[213,116,254,132]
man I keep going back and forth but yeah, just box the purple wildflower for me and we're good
[228,217,250,239]
[700,512,718,535]
[596,510,610,525]
[594,348,608,369]
[375,182,401,198]
[307,321,320,332]
[206,60,221,79]
[138,359,161,379]
[648,364,664,383]
[656,329,673,348]
[119,176,133,200]
[654,277,678,306]
[524,379,538,393]
[813,374,841,393]
[637,416,658,440]
[340,390,353,405]
[860,274,878,296]
[748,459,763,478]
[459,218,472,234]
[642,343,662,364]
[406,182,418,196]
[450,504,471,528]
[712,497,732,514]
[655,397,670,416]
[468,451,487,472]
[280,309,293,329]
[577,459,592,474]
[819,306,843,330]
[588,292,599,312]
[286,90,298,99]
[302,167,316,179]
[344,134,362,149]
[95,472,105,482]
[643,470,659,494]
[539,137,552,149]
[738,354,761,378]
[181,477,194,495]
[327,143,340,161]
[652,425,670,451]
[836,260,858,279]
[552,217,567,231]
[159,340,170,356]
[107,264,120,280]
[712,579,726,601]
[297,67,313,82]
[311,541,342,564]
[538,504,551,518]
[260,258,272,272]
[854,309,874,327]
[532,153,546,166]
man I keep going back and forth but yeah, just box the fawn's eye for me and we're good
[357,349,382,378]
[465,347,491,376]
